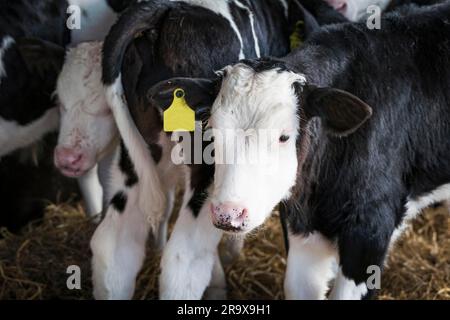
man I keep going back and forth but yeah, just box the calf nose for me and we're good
[54,147,84,170]
[211,202,248,232]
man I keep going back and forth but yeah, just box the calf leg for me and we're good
[90,149,150,300]
[329,268,369,300]
[284,232,337,300]
[97,148,117,207]
[160,201,223,300]
[204,251,227,300]
[78,166,103,218]
[331,208,395,300]
[153,188,175,251]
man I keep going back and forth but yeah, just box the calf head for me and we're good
[54,42,118,178]
[150,59,372,234]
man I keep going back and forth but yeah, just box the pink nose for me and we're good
[54,147,85,174]
[211,202,249,232]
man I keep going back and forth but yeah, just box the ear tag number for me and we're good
[163,89,196,132]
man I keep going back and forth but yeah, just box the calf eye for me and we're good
[279,135,290,143]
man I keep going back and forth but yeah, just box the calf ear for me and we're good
[16,38,65,78]
[147,77,220,121]
[304,87,373,137]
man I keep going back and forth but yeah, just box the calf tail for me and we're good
[102,0,173,230]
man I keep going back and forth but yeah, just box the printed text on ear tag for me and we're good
[163,88,196,132]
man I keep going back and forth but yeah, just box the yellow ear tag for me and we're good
[163,88,196,132]
[290,20,304,51]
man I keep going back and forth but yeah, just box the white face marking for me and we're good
[0,36,15,84]
[209,63,306,233]
[170,0,246,59]
[324,0,390,21]
[55,41,117,177]
[68,0,119,44]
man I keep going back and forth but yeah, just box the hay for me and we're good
[0,203,448,300]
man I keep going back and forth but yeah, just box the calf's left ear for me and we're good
[147,77,220,120]
[303,87,373,137]
[16,38,66,78]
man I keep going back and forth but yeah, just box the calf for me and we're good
[95,0,343,299]
[0,0,69,158]
[0,0,135,219]
[0,0,132,159]
[54,42,118,218]
[150,1,450,299]
[53,41,175,247]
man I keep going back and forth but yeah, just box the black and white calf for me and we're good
[151,1,450,299]
[53,42,119,219]
[0,0,132,159]
[54,41,174,248]
[0,0,135,218]
[0,0,69,157]
[94,0,343,299]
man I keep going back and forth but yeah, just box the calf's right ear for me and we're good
[147,77,221,121]
[303,86,373,137]
[16,38,66,78]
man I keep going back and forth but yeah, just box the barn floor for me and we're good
[0,203,449,300]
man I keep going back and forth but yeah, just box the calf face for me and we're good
[208,65,303,233]
[55,42,117,178]
[210,62,371,234]
[152,60,372,234]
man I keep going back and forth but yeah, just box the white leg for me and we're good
[97,148,117,207]
[284,232,337,300]
[77,165,103,218]
[329,269,368,300]
[90,153,150,300]
[153,188,175,251]
[160,200,223,300]
[204,251,227,300]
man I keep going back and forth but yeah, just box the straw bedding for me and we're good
[0,202,448,300]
